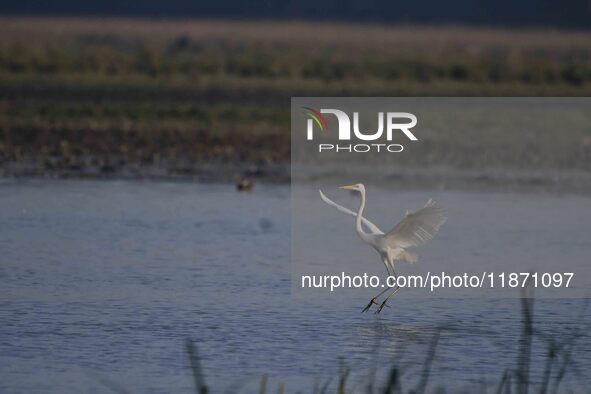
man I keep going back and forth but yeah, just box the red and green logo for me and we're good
[303,107,329,130]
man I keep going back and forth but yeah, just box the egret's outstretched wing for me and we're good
[319,190,384,235]
[383,199,447,248]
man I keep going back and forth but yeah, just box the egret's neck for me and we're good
[355,190,367,236]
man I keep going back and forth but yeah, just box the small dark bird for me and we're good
[236,179,253,191]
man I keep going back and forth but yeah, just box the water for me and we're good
[0,179,590,393]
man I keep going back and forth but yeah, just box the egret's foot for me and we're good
[375,300,391,314]
[362,298,379,313]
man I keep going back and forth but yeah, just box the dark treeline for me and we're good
[0,0,590,28]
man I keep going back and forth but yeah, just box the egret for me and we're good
[319,184,447,313]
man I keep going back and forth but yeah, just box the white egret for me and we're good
[319,184,447,313]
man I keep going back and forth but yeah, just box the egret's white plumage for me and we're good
[383,198,447,248]
[319,184,447,313]
[319,190,383,235]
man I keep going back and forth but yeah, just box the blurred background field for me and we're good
[1,17,591,180]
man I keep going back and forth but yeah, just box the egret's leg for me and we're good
[363,258,397,312]
[376,270,400,314]
[375,287,400,314]
[361,285,393,312]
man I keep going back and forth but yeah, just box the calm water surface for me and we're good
[0,180,589,393]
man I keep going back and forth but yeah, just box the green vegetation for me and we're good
[1,17,591,179]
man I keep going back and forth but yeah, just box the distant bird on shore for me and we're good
[236,178,253,191]
[320,184,447,313]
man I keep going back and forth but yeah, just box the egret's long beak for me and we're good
[340,184,355,190]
